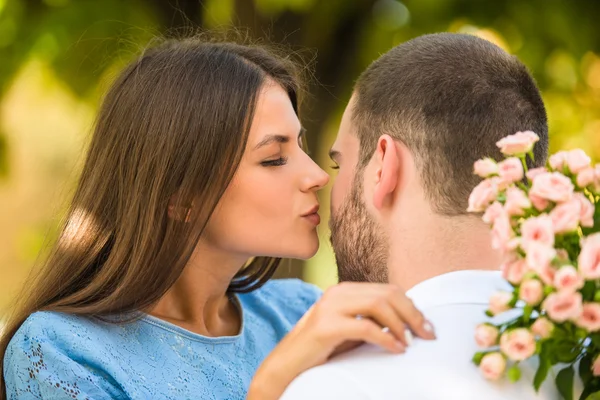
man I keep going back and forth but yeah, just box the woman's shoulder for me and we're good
[260,278,322,302]
[6,311,95,355]
[4,312,128,398]
[239,278,322,316]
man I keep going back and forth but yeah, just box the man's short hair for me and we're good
[353,33,548,215]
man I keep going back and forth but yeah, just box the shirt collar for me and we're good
[405,270,512,310]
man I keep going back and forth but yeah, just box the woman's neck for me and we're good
[148,240,247,337]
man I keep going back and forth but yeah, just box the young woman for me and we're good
[1,38,434,400]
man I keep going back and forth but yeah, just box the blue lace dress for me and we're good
[3,279,322,399]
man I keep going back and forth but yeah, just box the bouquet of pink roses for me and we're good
[469,131,600,400]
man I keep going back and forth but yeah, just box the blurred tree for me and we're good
[1,0,600,292]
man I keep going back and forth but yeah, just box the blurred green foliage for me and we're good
[1,0,600,301]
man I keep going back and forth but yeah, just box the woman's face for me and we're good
[204,81,329,260]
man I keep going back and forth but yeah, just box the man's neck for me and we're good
[387,213,503,292]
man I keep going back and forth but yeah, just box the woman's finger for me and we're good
[352,303,409,346]
[389,293,436,340]
[324,283,435,341]
[343,319,406,354]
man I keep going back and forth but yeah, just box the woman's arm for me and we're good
[247,282,435,399]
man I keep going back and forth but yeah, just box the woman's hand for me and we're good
[247,282,435,400]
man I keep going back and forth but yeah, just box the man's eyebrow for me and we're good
[329,149,341,162]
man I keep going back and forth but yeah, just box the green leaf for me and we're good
[472,352,485,365]
[554,326,570,341]
[485,310,494,317]
[583,281,596,301]
[536,340,543,354]
[554,340,580,363]
[577,328,589,340]
[583,390,600,400]
[508,293,519,308]
[501,317,524,332]
[508,364,522,382]
[534,346,552,392]
[556,365,575,400]
[582,205,600,235]
[591,334,600,349]
[523,305,533,324]
[580,353,594,385]
[544,285,556,296]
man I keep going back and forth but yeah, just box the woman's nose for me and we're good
[301,160,330,192]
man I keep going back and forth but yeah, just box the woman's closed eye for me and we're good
[261,157,288,167]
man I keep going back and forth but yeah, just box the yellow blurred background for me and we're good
[2,0,600,317]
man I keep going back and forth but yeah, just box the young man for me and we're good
[281,33,574,399]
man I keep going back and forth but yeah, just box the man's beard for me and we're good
[329,177,389,283]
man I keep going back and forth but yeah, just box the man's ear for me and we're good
[372,135,399,210]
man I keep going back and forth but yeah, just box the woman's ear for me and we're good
[372,135,400,210]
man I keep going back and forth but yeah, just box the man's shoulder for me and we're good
[281,303,561,400]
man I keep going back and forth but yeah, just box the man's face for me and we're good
[329,97,388,283]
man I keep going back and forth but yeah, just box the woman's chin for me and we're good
[289,238,320,260]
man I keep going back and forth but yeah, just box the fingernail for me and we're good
[404,329,414,346]
[424,321,435,336]
[381,326,390,333]
[395,341,405,352]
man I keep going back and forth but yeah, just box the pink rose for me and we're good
[529,193,550,211]
[553,265,584,292]
[475,324,499,348]
[542,291,583,322]
[575,303,600,332]
[504,187,531,216]
[489,291,513,316]
[526,242,557,278]
[530,172,575,203]
[483,201,504,225]
[499,328,536,361]
[537,264,557,286]
[577,167,596,188]
[521,215,555,250]
[579,233,600,279]
[480,352,507,381]
[550,199,581,234]
[566,149,592,173]
[496,131,540,156]
[549,151,568,170]
[526,167,548,181]
[491,212,515,252]
[531,317,554,339]
[519,279,544,306]
[474,158,498,178]
[498,158,524,184]
[594,355,600,377]
[574,193,595,228]
[501,258,529,285]
[491,176,510,192]
[467,179,499,212]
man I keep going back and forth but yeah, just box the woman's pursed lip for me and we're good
[302,212,320,225]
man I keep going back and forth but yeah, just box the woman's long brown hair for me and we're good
[0,36,302,398]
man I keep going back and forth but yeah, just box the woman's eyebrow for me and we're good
[254,127,305,150]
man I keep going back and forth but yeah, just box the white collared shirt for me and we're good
[280,270,574,400]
